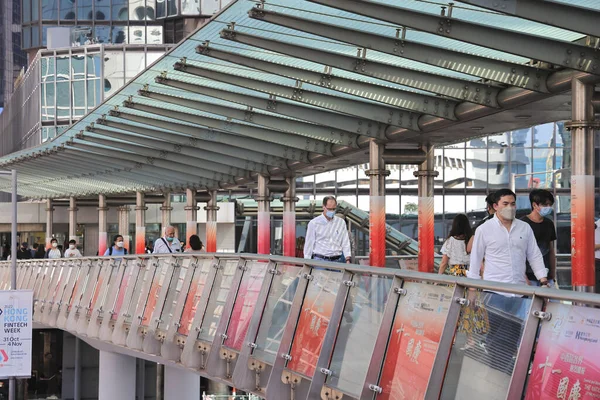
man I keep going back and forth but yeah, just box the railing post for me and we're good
[414,145,438,273]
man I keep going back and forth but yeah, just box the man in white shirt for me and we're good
[64,239,83,258]
[304,196,352,263]
[153,226,182,254]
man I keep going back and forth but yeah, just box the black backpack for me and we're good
[108,247,128,256]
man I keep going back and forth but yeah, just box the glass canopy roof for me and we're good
[1,0,599,198]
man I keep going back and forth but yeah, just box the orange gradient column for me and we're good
[367,140,389,267]
[98,194,108,257]
[204,190,219,253]
[45,199,54,250]
[68,197,78,242]
[257,175,271,255]
[414,145,438,273]
[185,188,198,250]
[118,205,131,254]
[135,192,147,254]
[569,78,597,292]
[282,177,298,257]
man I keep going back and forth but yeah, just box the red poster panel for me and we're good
[224,262,268,350]
[141,263,171,327]
[178,261,212,336]
[286,271,342,378]
[111,265,135,321]
[378,282,454,400]
[418,197,435,273]
[571,175,596,287]
[525,303,600,400]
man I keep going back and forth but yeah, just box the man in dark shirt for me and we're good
[16,242,32,260]
[520,189,556,286]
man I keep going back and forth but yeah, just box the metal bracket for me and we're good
[219,348,238,379]
[533,310,552,321]
[281,353,292,361]
[394,287,407,296]
[248,342,258,349]
[320,367,333,376]
[248,358,266,391]
[343,280,356,287]
[321,385,344,400]
[268,268,280,275]
[303,273,313,281]
[456,297,470,306]
[369,384,383,394]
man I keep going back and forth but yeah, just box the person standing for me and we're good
[45,238,62,259]
[153,226,182,254]
[64,239,83,258]
[104,235,128,256]
[439,214,472,276]
[17,242,32,260]
[303,196,351,263]
[520,189,557,287]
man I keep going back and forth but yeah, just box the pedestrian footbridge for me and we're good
[4,254,600,399]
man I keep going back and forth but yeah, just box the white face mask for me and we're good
[69,244,75,250]
[51,242,58,248]
[499,206,516,221]
[116,241,124,248]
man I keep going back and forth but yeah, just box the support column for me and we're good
[257,175,271,255]
[68,197,78,242]
[164,367,200,400]
[98,194,109,257]
[45,199,54,249]
[118,206,131,254]
[98,351,136,400]
[367,140,389,267]
[414,145,438,273]
[135,192,147,254]
[161,193,172,236]
[185,188,199,250]
[282,177,298,258]
[204,191,219,253]
[568,78,598,293]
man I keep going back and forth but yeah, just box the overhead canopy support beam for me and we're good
[96,118,272,174]
[119,100,325,161]
[217,29,500,107]
[86,125,252,178]
[173,61,422,132]
[247,7,551,91]
[200,41,461,117]
[101,112,291,170]
[157,75,377,140]
[138,88,359,147]
[457,0,600,38]
[306,0,600,75]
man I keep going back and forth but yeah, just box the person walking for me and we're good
[64,239,83,258]
[153,226,182,254]
[45,238,62,259]
[103,235,128,256]
[520,189,557,287]
[303,196,351,263]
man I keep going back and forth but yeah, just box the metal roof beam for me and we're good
[117,102,317,162]
[157,75,378,137]
[216,30,500,107]
[96,118,273,175]
[457,0,600,38]
[199,41,462,117]
[75,133,238,185]
[247,7,552,91]
[139,87,361,147]
[86,125,251,179]
[306,0,600,75]
[173,61,422,132]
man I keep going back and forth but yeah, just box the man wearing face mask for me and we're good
[153,226,182,254]
[303,196,352,263]
[520,189,557,287]
[64,239,83,258]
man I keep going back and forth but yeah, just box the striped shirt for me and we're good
[303,214,351,260]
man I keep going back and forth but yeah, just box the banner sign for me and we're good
[525,302,600,399]
[0,290,33,378]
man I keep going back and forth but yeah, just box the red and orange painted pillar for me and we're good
[98,194,108,256]
[185,188,199,250]
[205,190,219,253]
[282,177,298,258]
[68,197,78,243]
[118,205,131,254]
[367,140,389,268]
[45,199,54,250]
[135,192,147,254]
[569,78,597,293]
[414,145,438,273]
[257,175,271,255]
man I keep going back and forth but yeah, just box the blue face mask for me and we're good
[166,236,174,242]
[325,210,335,219]
[539,206,553,217]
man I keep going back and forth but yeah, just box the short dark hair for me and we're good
[485,192,496,207]
[50,238,58,243]
[529,189,554,208]
[32,243,39,249]
[322,196,337,206]
[189,234,203,251]
[69,239,76,245]
[493,189,517,205]
[21,242,28,247]
[112,234,123,243]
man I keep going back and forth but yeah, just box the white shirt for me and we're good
[468,215,547,286]
[441,236,470,266]
[303,214,351,259]
[64,248,82,258]
[153,237,182,254]
[46,248,62,259]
